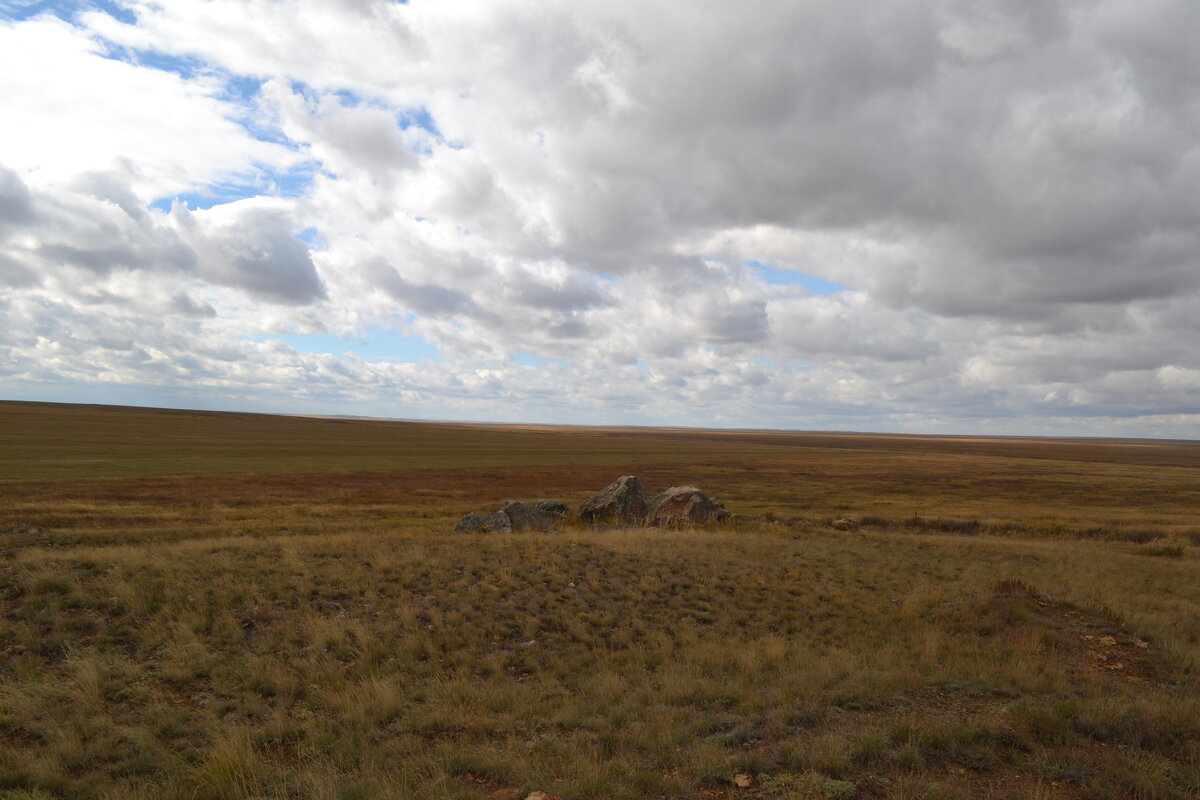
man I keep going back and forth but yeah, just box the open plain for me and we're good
[0,400,1198,799]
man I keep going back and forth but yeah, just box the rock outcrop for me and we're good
[646,486,731,526]
[455,479,734,532]
[454,499,568,533]
[454,510,513,533]
[534,500,570,521]
[578,475,650,524]
[499,500,556,531]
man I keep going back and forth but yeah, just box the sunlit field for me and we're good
[1,401,1197,799]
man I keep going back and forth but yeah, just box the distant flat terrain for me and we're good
[2,399,1198,480]
[2,399,1198,539]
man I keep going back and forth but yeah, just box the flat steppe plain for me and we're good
[0,400,1197,799]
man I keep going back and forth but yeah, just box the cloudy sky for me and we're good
[1,0,1198,436]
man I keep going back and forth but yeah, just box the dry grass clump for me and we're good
[1,527,1197,799]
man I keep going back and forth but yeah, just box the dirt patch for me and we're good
[888,682,1021,716]
[987,579,1170,685]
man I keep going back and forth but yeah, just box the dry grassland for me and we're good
[0,401,1198,799]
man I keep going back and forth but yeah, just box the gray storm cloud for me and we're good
[0,165,35,231]
[173,203,326,306]
[0,165,323,306]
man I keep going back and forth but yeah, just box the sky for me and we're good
[1,0,1199,437]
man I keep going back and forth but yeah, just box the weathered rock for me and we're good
[454,512,486,533]
[535,500,570,520]
[500,500,555,532]
[454,510,513,533]
[484,511,513,533]
[579,475,650,524]
[831,518,859,531]
[646,486,731,527]
[454,499,570,533]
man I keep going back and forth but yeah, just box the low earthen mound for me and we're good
[578,475,649,524]
[646,486,731,527]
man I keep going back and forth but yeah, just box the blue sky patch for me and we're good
[149,162,319,212]
[91,40,289,151]
[332,88,364,108]
[80,11,303,158]
[97,40,205,80]
[219,73,264,106]
[1,0,133,23]
[247,327,438,362]
[87,0,134,23]
[295,227,327,250]
[748,260,848,294]
[0,0,65,22]
[91,39,296,150]
[397,106,441,138]
[267,162,319,197]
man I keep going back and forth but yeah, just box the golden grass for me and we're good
[0,401,1198,798]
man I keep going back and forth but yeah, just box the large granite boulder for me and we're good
[578,475,650,524]
[646,486,732,527]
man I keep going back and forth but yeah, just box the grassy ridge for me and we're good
[2,400,1198,480]
[0,401,1198,799]
[1,401,752,479]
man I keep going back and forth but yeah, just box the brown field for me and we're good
[0,400,1198,799]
